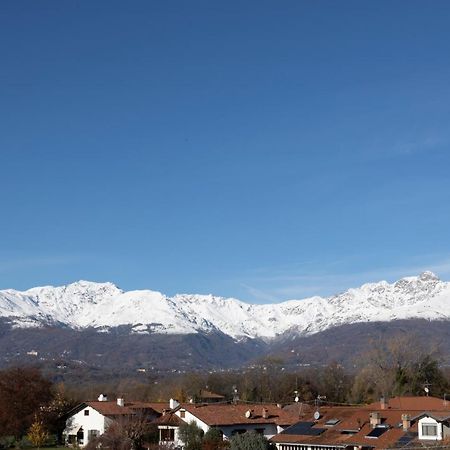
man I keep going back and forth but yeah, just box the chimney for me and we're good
[117,398,124,407]
[98,394,108,402]
[262,408,269,419]
[402,414,411,431]
[380,397,386,410]
[370,412,381,428]
[169,398,180,409]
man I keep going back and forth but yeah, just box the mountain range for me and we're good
[0,271,448,339]
[1,271,449,374]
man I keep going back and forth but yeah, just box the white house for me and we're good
[63,396,164,447]
[157,399,299,447]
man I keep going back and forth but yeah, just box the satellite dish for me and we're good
[425,387,430,393]
[314,411,321,420]
[245,410,252,418]
[295,396,299,403]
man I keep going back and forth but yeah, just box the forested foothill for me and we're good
[0,334,449,448]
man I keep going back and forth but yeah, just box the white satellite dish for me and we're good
[425,387,430,394]
[314,411,321,420]
[245,410,252,418]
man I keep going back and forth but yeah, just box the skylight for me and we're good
[325,419,340,426]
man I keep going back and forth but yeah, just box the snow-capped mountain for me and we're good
[0,271,448,339]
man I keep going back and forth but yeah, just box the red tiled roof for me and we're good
[155,413,185,426]
[367,396,450,412]
[179,402,299,427]
[87,401,164,417]
[271,397,450,450]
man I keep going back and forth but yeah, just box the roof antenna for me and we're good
[232,385,239,405]
[423,381,431,397]
[314,395,326,420]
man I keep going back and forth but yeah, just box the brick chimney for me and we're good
[370,412,381,428]
[402,414,411,431]
[380,397,386,410]
[117,397,124,407]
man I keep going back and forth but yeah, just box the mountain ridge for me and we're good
[0,271,448,339]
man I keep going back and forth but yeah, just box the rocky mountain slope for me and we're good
[0,271,448,339]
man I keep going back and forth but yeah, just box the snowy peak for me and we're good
[0,272,449,339]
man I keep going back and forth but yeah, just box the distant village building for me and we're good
[189,389,226,404]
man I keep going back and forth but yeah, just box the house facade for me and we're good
[63,396,164,447]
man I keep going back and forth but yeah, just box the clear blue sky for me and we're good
[1,1,450,302]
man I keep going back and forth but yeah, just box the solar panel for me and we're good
[366,427,388,438]
[396,432,417,447]
[282,422,326,436]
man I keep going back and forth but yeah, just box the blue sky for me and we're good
[1,1,450,302]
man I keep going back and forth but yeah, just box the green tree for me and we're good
[178,421,204,450]
[410,355,449,396]
[229,431,269,450]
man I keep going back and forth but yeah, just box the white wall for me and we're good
[175,408,280,441]
[175,409,211,433]
[64,406,110,446]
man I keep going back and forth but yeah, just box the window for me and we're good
[84,410,89,416]
[422,424,438,436]
[180,410,185,418]
[160,428,175,441]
